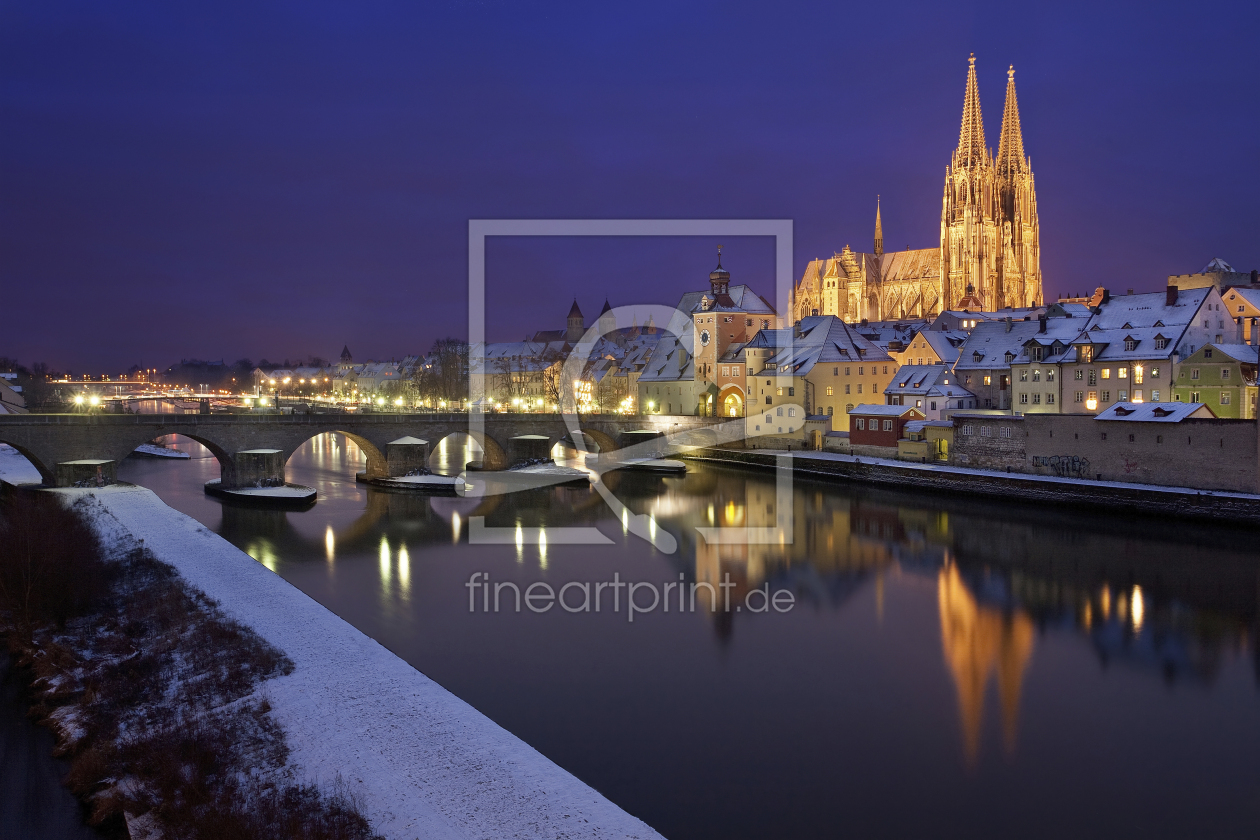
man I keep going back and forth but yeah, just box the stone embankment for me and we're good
[685,449,1260,524]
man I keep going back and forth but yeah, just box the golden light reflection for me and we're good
[621,508,629,534]
[398,544,410,592]
[324,525,335,562]
[1131,585,1144,631]
[538,527,548,569]
[1099,586,1111,619]
[379,536,391,586]
[245,539,278,572]
[515,521,524,564]
[452,511,462,544]
[723,500,745,527]
[938,563,1035,763]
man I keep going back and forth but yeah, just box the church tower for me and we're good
[873,196,884,257]
[565,299,585,343]
[995,66,1042,308]
[940,55,1001,312]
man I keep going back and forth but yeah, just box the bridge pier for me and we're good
[55,459,118,487]
[508,434,551,466]
[385,437,429,477]
[231,449,285,488]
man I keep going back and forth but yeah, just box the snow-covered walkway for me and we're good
[59,485,663,840]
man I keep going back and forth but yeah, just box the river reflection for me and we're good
[117,433,1260,840]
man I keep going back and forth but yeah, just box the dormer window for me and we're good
[1153,320,1165,327]
[1080,345,1094,363]
[1124,337,1137,352]
[973,351,984,363]
[1204,348,1213,359]
[1153,407,1172,417]
[1154,335,1168,350]
[1114,406,1135,416]
[1122,322,1133,330]
[1091,325,1101,332]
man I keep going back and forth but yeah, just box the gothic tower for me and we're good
[873,196,884,257]
[565,299,584,343]
[995,66,1042,308]
[940,55,1001,311]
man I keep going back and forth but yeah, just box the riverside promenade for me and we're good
[684,448,1260,524]
[59,485,664,840]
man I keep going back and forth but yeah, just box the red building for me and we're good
[849,404,925,447]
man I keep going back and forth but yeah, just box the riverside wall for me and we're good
[683,449,1260,525]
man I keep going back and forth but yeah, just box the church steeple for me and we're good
[996,65,1027,177]
[955,54,988,169]
[873,196,884,257]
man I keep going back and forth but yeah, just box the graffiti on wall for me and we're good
[1032,454,1091,478]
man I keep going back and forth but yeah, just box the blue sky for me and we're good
[2,1,1257,371]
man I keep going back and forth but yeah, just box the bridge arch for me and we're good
[429,431,508,472]
[0,439,53,486]
[283,430,388,482]
[153,433,238,485]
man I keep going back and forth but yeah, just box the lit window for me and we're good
[826,385,834,396]
[1152,390,1160,401]
[983,375,991,386]
[1133,364,1144,384]
[1101,369,1111,379]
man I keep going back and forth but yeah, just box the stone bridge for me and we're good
[0,412,724,487]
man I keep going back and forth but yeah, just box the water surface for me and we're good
[116,434,1260,840]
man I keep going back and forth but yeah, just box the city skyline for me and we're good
[3,1,1258,372]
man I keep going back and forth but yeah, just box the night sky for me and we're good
[3,1,1257,373]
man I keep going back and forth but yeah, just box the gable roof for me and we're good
[1094,402,1215,422]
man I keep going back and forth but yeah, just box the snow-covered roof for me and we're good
[885,364,965,396]
[849,403,923,417]
[747,316,891,377]
[1201,258,1235,274]
[1094,402,1215,422]
[1209,343,1260,364]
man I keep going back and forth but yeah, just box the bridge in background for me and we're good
[0,413,726,487]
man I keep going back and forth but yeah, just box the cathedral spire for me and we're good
[996,65,1027,177]
[955,54,987,169]
[874,195,884,257]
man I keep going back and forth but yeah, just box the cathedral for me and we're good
[791,55,1043,322]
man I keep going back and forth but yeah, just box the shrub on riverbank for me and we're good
[0,492,383,840]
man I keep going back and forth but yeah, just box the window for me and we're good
[1019,393,1028,404]
[845,367,851,376]
[788,407,796,417]
[983,375,991,386]
[721,366,729,376]
[1075,369,1084,381]
[1075,391,1084,403]
[856,419,865,430]
[1133,389,1143,402]
[776,407,783,416]
[857,384,863,394]
[1033,369,1042,382]
[1155,337,1167,350]
[833,367,838,375]
[981,426,992,437]
[1020,370,1028,382]
[1118,367,1128,379]
[1191,369,1200,380]
[1047,370,1055,382]
[765,396,772,404]
[1101,432,1107,441]
[1133,365,1144,384]
[1151,366,1160,378]
[1032,394,1041,404]
[883,419,893,431]
[825,385,834,396]
[1081,345,1094,363]
[1088,370,1097,385]
[858,366,865,375]
[1118,390,1127,401]
[1205,348,1214,359]
[1152,390,1160,400]
[1191,391,1200,402]
[1222,368,1231,379]
[1101,368,1111,379]
[1221,392,1231,405]
[930,401,937,410]
[845,384,851,394]
[961,424,974,436]
[777,387,783,396]
[1047,393,1056,404]
[883,366,889,374]
[787,387,795,397]
[999,426,1011,438]
[1101,390,1110,402]
[916,399,922,407]
[827,406,833,415]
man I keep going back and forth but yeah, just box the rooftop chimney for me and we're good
[1004,317,1012,333]
[1237,317,1245,344]
[1166,285,1179,306]
[1252,318,1259,349]
[1253,269,1258,285]
[1101,289,1111,305]
[1038,315,1047,334]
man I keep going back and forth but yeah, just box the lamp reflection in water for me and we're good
[515,522,524,564]
[1131,585,1144,631]
[398,544,410,594]
[452,512,462,544]
[245,539,278,572]
[324,525,335,562]
[379,536,391,588]
[538,528,547,569]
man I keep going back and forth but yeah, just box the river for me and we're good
[111,433,1260,840]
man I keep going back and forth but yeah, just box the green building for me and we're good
[1173,343,1258,419]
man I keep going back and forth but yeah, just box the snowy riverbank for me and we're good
[60,485,664,840]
